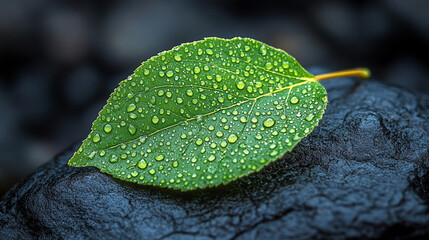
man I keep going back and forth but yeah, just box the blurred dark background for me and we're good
[1,0,428,197]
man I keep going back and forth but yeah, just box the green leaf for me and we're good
[68,37,328,191]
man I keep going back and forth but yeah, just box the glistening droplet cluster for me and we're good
[69,37,328,190]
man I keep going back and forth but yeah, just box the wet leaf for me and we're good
[68,37,328,191]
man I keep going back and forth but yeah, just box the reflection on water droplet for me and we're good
[155,154,165,161]
[110,154,118,163]
[138,159,147,169]
[270,150,278,157]
[127,103,136,112]
[263,118,275,128]
[216,75,222,82]
[128,125,136,135]
[88,151,96,159]
[92,134,101,143]
[228,134,238,143]
[236,81,245,90]
[104,124,112,133]
[152,116,159,124]
[290,96,299,104]
[194,66,200,74]
[129,113,137,119]
[305,113,314,121]
[260,46,267,55]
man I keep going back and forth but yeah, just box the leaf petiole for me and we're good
[314,68,370,81]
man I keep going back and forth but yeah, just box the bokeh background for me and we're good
[1,0,428,197]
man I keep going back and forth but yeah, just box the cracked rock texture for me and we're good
[1,78,428,239]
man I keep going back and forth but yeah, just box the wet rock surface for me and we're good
[1,78,428,239]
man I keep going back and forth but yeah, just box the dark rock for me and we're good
[1,78,428,239]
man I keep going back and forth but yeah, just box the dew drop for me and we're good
[88,151,96,159]
[155,154,165,161]
[260,46,267,55]
[174,54,182,61]
[186,89,193,96]
[110,154,118,163]
[127,103,136,112]
[305,113,315,121]
[149,169,156,175]
[128,125,136,135]
[206,49,213,55]
[215,75,222,82]
[263,118,275,128]
[265,62,273,70]
[92,134,101,143]
[194,66,201,74]
[172,161,179,168]
[236,81,245,90]
[166,71,174,77]
[240,116,248,123]
[137,159,147,169]
[216,131,224,137]
[208,155,216,161]
[104,124,112,133]
[228,134,238,143]
[270,150,278,157]
[177,97,183,104]
[151,116,160,125]
[290,96,299,104]
[129,113,137,119]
